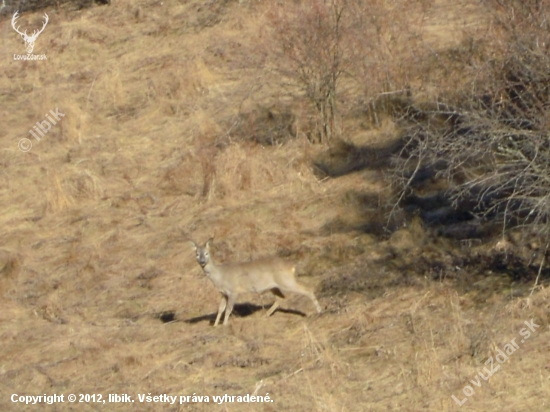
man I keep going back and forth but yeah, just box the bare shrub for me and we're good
[230,104,296,146]
[268,1,430,141]
[349,0,429,123]
[268,0,355,144]
[391,0,550,250]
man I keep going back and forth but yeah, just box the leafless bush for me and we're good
[268,0,429,141]
[391,0,550,247]
[350,0,428,109]
[269,0,352,144]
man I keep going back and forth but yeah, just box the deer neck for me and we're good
[202,259,222,282]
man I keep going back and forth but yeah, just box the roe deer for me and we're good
[190,239,322,326]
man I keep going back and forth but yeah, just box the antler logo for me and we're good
[12,11,49,54]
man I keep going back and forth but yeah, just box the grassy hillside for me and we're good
[1,0,549,411]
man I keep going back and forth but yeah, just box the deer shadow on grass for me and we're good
[157,304,306,325]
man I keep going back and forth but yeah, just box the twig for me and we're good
[530,242,548,296]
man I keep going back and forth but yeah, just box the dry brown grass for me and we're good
[1,0,549,411]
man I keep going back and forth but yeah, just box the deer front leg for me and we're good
[214,295,227,327]
[223,293,237,326]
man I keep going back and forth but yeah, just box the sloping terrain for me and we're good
[0,1,549,411]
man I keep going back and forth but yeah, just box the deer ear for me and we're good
[205,237,214,249]
[189,240,198,251]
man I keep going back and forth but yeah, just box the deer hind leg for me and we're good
[283,283,322,314]
[266,288,285,317]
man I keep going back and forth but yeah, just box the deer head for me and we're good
[12,11,49,54]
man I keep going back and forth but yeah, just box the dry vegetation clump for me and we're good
[385,0,550,282]
[229,104,297,146]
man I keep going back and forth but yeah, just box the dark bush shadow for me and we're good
[313,138,406,178]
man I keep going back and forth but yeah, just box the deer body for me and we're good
[191,239,322,326]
